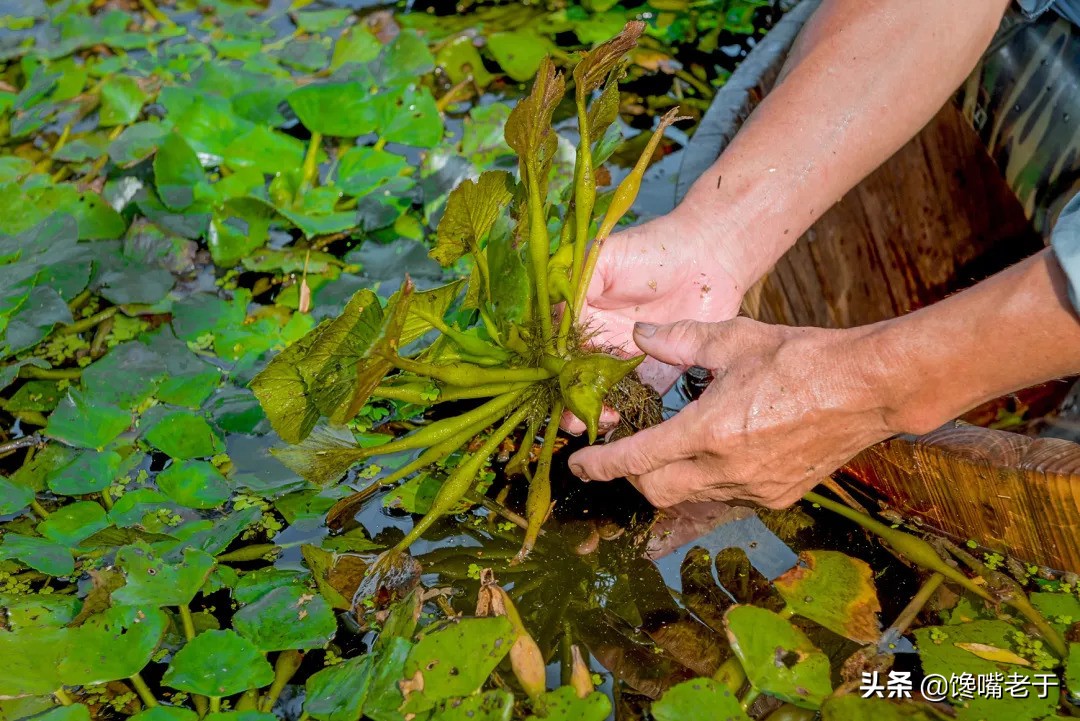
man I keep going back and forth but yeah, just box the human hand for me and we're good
[562,207,747,434]
[567,318,899,508]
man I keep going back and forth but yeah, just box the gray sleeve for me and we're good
[1015,0,1057,17]
[1050,193,1080,313]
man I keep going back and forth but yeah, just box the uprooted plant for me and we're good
[252,21,682,564]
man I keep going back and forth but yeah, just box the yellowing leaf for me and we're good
[431,171,514,267]
[249,320,330,443]
[504,56,564,175]
[572,21,644,97]
[773,550,881,644]
[954,642,1032,666]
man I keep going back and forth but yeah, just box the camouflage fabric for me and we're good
[959,8,1080,236]
[959,6,1080,310]
[1017,0,1080,25]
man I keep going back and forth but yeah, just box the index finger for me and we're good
[567,404,700,482]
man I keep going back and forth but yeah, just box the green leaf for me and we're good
[401,617,515,713]
[81,340,166,409]
[0,475,33,514]
[0,533,74,576]
[373,30,436,86]
[156,460,231,509]
[271,425,370,486]
[335,146,412,198]
[223,126,308,175]
[249,320,329,444]
[913,621,1058,720]
[1067,642,1080,699]
[59,604,169,686]
[435,36,495,88]
[130,708,199,721]
[46,449,123,495]
[112,543,216,607]
[431,171,515,267]
[288,82,375,137]
[2,285,73,356]
[773,550,881,644]
[6,379,62,411]
[142,410,223,459]
[37,500,109,546]
[486,215,530,326]
[436,690,514,721]
[154,132,205,211]
[330,26,381,70]
[374,85,444,148]
[304,655,376,721]
[724,605,832,709]
[650,678,750,721]
[45,389,131,449]
[528,688,610,721]
[99,74,147,126]
[820,696,945,721]
[487,29,553,82]
[109,122,170,166]
[233,584,337,651]
[30,706,91,721]
[162,629,274,697]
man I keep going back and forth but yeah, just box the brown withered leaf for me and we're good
[573,21,645,97]
[505,56,564,172]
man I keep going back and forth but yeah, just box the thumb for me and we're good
[632,319,733,369]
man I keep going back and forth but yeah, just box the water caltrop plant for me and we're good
[252,22,682,561]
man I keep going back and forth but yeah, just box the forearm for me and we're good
[679,0,1009,290]
[861,249,1080,435]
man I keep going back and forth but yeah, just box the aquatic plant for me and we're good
[252,21,684,561]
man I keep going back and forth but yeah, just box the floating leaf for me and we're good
[154,132,204,211]
[1067,642,1080,699]
[913,621,1057,720]
[112,543,216,607]
[335,146,412,198]
[130,709,199,721]
[724,605,832,709]
[0,475,33,514]
[45,389,131,449]
[650,678,749,721]
[59,604,168,686]
[431,171,515,267]
[288,82,374,137]
[438,690,514,721]
[954,642,1032,666]
[773,550,881,644]
[30,706,91,721]
[487,29,554,82]
[0,533,74,576]
[528,687,610,721]
[37,500,109,547]
[156,460,231,509]
[99,74,147,126]
[142,409,223,459]
[401,617,515,713]
[163,629,275,697]
[233,584,337,652]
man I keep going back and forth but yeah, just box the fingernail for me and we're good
[570,464,590,482]
[634,322,658,338]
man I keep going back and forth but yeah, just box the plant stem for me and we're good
[18,366,83,380]
[138,0,175,25]
[466,490,533,533]
[516,401,562,561]
[879,573,943,650]
[778,605,795,620]
[391,404,533,554]
[129,673,159,708]
[301,132,323,191]
[60,306,118,335]
[178,604,197,641]
[739,686,761,711]
[100,490,114,511]
[30,500,49,520]
[54,689,74,706]
[209,697,221,713]
[804,491,993,602]
[68,289,92,312]
[385,354,552,386]
[373,137,387,152]
[713,657,746,694]
[261,650,304,712]
[0,433,42,456]
[525,166,553,345]
[373,381,531,405]
[216,544,279,563]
